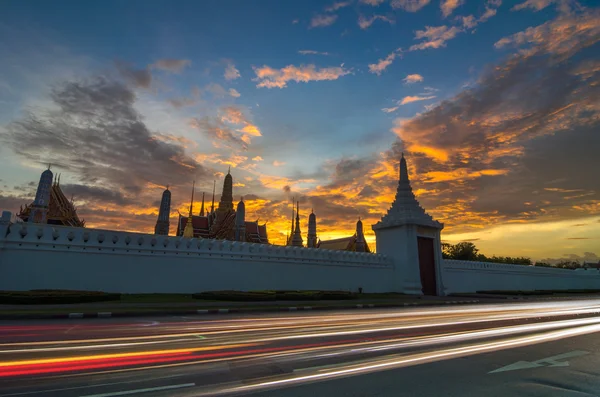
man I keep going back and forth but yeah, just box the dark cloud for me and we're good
[4,75,208,210]
[283,185,291,193]
[539,252,599,265]
[115,61,152,88]
[566,237,592,240]
[61,184,136,206]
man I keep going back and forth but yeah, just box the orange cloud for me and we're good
[399,95,436,105]
[253,64,351,88]
[368,49,401,75]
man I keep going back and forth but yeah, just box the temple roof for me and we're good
[372,154,443,231]
[18,183,85,227]
[317,234,371,252]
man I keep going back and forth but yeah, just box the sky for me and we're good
[0,0,599,263]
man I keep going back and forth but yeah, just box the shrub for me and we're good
[0,290,121,304]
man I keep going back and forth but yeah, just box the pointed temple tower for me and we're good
[199,192,205,217]
[372,154,444,296]
[290,201,304,247]
[235,197,246,242]
[29,166,53,224]
[217,167,234,213]
[154,186,171,235]
[307,209,317,248]
[355,218,366,253]
[182,181,196,238]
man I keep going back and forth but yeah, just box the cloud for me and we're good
[253,64,351,88]
[220,106,262,137]
[195,153,248,168]
[224,63,241,80]
[390,7,600,233]
[150,59,191,74]
[252,156,264,161]
[325,1,352,12]
[298,50,331,55]
[228,88,241,98]
[358,14,395,29]
[360,0,386,4]
[190,117,248,150]
[410,25,462,51]
[512,0,575,13]
[494,8,600,59]
[310,14,338,28]
[390,0,431,12]
[441,0,464,17]
[292,19,299,24]
[167,97,197,108]
[403,73,424,84]
[368,48,402,75]
[399,95,436,105]
[382,106,399,113]
[458,0,502,29]
[273,160,286,167]
[115,61,152,88]
[4,76,207,198]
[205,83,228,98]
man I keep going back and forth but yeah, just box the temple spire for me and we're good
[154,186,171,235]
[307,207,317,248]
[291,200,303,247]
[372,153,443,230]
[288,198,295,245]
[210,180,216,213]
[218,168,234,213]
[199,192,205,216]
[183,181,195,238]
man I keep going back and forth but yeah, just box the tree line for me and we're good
[441,242,585,269]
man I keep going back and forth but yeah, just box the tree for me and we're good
[447,242,479,261]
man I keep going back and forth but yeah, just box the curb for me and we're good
[0,300,480,320]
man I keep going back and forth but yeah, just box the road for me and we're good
[1,299,600,397]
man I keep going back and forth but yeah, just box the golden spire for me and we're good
[183,181,195,238]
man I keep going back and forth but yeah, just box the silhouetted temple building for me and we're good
[17,167,85,227]
[316,218,370,253]
[174,169,269,244]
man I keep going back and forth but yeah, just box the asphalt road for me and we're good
[1,299,600,397]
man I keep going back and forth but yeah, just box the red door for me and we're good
[417,237,437,296]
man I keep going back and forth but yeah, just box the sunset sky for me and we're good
[0,0,598,262]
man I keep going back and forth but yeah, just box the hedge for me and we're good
[0,290,121,305]
[192,290,358,301]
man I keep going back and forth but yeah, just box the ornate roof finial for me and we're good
[240,196,244,202]
[57,173,61,186]
[48,163,51,170]
[228,166,231,175]
[166,185,169,190]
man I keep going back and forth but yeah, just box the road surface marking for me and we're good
[79,383,195,397]
[68,313,83,319]
[489,350,590,373]
[140,321,159,327]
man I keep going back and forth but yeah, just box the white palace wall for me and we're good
[441,259,600,294]
[1,211,599,295]
[0,218,395,294]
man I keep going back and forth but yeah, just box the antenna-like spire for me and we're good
[57,173,61,186]
[199,192,205,216]
[228,166,231,174]
[210,180,216,213]
[188,181,195,217]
